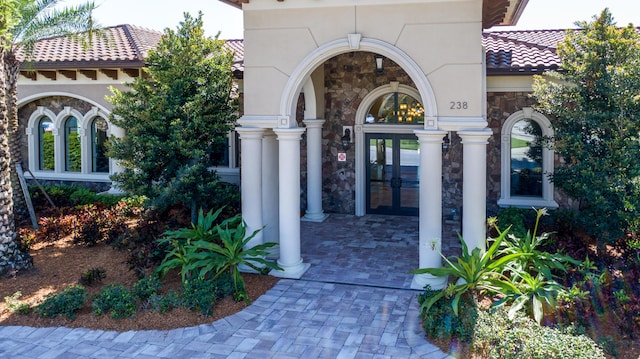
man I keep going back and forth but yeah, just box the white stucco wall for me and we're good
[241,0,484,121]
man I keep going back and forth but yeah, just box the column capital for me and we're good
[236,127,266,140]
[458,128,493,144]
[274,127,306,141]
[414,129,448,143]
[302,119,326,128]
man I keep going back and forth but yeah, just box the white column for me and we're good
[302,119,327,222]
[272,127,310,279]
[261,130,279,251]
[411,130,448,290]
[458,129,493,253]
[236,127,265,249]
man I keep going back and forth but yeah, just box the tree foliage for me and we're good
[532,9,640,243]
[107,12,237,216]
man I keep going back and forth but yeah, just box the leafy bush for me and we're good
[4,291,31,315]
[156,208,281,303]
[497,207,527,239]
[131,275,162,301]
[411,228,521,316]
[92,284,136,319]
[72,204,129,247]
[473,307,605,359]
[79,267,107,286]
[112,211,169,278]
[36,214,75,243]
[149,291,181,313]
[417,286,478,343]
[29,185,122,209]
[181,277,218,316]
[36,285,88,319]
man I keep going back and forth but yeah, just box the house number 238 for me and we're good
[449,101,468,110]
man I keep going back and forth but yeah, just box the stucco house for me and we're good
[17,0,570,289]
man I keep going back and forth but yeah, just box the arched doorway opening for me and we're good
[355,84,425,216]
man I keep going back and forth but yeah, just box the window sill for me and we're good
[498,197,559,209]
[24,171,111,183]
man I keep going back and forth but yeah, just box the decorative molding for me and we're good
[279,37,438,130]
[347,33,362,50]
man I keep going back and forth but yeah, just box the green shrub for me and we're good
[29,185,123,209]
[4,291,31,315]
[92,284,136,319]
[79,267,107,286]
[156,208,281,303]
[149,291,181,313]
[497,207,527,239]
[472,307,605,359]
[36,285,88,319]
[417,286,478,343]
[181,277,218,316]
[131,275,162,301]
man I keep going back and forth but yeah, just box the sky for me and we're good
[60,0,640,39]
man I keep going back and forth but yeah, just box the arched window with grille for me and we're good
[91,117,109,173]
[498,108,558,209]
[64,116,81,172]
[38,117,55,171]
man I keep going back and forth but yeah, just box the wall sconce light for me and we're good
[442,132,451,153]
[341,128,352,151]
[374,54,384,74]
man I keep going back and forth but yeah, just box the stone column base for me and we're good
[301,212,329,222]
[270,259,310,279]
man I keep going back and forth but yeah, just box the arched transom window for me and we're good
[366,92,424,125]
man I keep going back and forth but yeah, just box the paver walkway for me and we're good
[0,215,451,358]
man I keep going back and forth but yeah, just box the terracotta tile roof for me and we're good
[483,29,566,75]
[20,25,578,76]
[18,25,245,74]
[17,24,163,69]
[224,39,244,74]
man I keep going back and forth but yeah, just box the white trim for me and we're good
[82,107,112,175]
[26,107,57,174]
[57,107,85,174]
[24,171,111,182]
[498,108,558,209]
[279,36,438,129]
[18,92,111,113]
[25,104,114,179]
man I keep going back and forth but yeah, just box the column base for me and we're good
[265,244,280,261]
[104,186,125,195]
[411,273,447,291]
[301,212,329,222]
[270,259,310,279]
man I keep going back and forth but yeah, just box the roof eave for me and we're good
[483,0,530,29]
[486,65,559,76]
[218,0,246,9]
[20,60,147,70]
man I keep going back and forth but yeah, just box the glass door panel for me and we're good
[366,134,419,216]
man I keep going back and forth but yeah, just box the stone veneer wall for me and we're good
[18,96,97,171]
[321,51,416,214]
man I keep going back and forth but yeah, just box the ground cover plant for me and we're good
[1,184,278,330]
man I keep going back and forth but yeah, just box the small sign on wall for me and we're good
[337,152,347,162]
